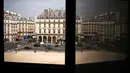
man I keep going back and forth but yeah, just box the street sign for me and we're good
[24,36,28,39]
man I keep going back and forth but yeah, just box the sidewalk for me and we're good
[4,50,65,65]
[76,50,126,64]
[4,50,126,65]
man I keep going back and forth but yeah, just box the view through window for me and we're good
[76,0,128,64]
[4,0,65,65]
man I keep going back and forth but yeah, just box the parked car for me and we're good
[40,42,44,45]
[24,46,32,50]
[77,42,83,47]
[46,45,53,50]
[55,44,59,47]
[33,43,40,47]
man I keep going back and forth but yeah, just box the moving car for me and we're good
[24,46,32,50]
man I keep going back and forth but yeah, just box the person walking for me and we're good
[34,49,36,53]
[15,44,20,53]
[95,44,99,52]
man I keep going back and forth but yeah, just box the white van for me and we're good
[40,42,44,45]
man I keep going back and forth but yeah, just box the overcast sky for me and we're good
[4,0,127,19]
[4,0,65,18]
[76,0,122,19]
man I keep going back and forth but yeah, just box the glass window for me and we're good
[76,0,127,66]
[4,0,65,65]
[48,29,50,33]
[55,20,58,22]
[58,29,60,33]
[60,19,63,22]
[58,24,60,28]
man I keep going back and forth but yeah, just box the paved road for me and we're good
[4,42,65,52]
[4,42,19,51]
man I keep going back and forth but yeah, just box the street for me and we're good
[4,42,65,52]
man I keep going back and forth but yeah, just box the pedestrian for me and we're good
[34,49,36,53]
[16,44,21,53]
[81,49,83,52]
[15,47,18,53]
[81,45,83,53]
[95,44,99,52]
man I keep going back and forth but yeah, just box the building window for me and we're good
[60,20,63,22]
[53,29,55,33]
[54,24,55,28]
[58,24,60,28]
[58,29,60,33]
[39,29,41,33]
[49,29,50,33]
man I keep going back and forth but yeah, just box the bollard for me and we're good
[81,49,83,52]
[81,47,83,53]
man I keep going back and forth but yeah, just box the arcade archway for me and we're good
[39,36,42,42]
[48,36,51,43]
[43,36,47,42]
[53,36,56,44]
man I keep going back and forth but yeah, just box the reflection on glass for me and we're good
[4,0,65,65]
[76,0,127,64]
